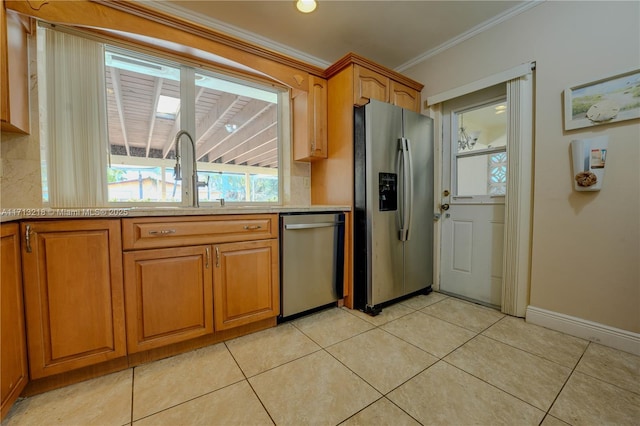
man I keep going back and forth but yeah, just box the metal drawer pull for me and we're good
[243,225,262,230]
[215,247,220,267]
[205,247,210,269]
[284,222,343,230]
[148,229,176,235]
[25,224,33,253]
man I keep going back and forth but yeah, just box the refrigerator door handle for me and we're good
[398,137,411,241]
[405,138,414,241]
[396,140,404,240]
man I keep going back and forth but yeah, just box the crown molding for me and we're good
[138,0,331,70]
[326,52,423,91]
[395,0,545,73]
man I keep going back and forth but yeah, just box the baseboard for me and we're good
[526,306,640,356]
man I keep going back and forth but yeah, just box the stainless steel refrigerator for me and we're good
[354,99,434,315]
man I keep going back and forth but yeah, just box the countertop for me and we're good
[0,205,351,223]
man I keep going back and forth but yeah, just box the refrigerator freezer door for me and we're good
[364,100,404,307]
[402,108,434,294]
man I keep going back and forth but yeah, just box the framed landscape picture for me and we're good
[564,68,640,130]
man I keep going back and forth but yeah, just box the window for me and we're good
[104,48,183,203]
[454,100,507,197]
[39,26,284,207]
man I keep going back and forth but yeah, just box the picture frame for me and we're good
[563,68,640,131]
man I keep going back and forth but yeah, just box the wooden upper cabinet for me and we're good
[1,1,30,134]
[390,80,421,112]
[353,64,390,106]
[325,53,423,113]
[1,223,28,420]
[20,220,127,379]
[123,245,214,353]
[293,75,328,161]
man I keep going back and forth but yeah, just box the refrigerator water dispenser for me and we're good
[379,172,397,211]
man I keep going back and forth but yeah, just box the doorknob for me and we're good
[441,203,450,211]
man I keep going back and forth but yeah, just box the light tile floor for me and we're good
[4,292,640,426]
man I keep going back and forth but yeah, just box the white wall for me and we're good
[404,1,640,333]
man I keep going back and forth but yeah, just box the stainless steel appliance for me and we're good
[280,212,345,318]
[354,99,434,315]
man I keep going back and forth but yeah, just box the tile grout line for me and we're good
[479,317,589,370]
[445,324,569,415]
[419,301,506,333]
[129,342,253,424]
[537,340,592,425]
[130,378,250,424]
[129,367,135,425]
[565,345,640,396]
[223,340,278,425]
[321,305,439,426]
[286,302,440,425]
[438,315,590,422]
[371,308,567,422]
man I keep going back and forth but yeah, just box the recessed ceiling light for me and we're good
[296,0,317,13]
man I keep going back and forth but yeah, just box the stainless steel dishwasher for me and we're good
[280,212,345,318]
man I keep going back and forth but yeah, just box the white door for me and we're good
[440,85,507,308]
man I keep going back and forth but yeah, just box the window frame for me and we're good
[39,23,287,208]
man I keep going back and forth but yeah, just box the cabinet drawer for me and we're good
[122,214,277,250]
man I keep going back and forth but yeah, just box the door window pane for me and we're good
[488,152,507,195]
[454,100,507,197]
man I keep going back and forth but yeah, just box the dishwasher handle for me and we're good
[284,221,344,230]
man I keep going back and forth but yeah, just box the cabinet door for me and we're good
[1,2,30,134]
[308,75,328,159]
[390,80,421,112]
[21,220,126,379]
[213,239,279,330]
[123,245,213,353]
[353,64,389,106]
[292,75,328,161]
[1,223,28,420]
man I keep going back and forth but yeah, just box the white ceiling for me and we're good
[145,1,540,72]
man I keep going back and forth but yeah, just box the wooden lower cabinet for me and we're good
[123,245,214,353]
[13,215,280,396]
[1,223,28,420]
[21,220,127,379]
[213,239,279,330]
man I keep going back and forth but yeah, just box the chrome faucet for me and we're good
[174,130,200,207]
